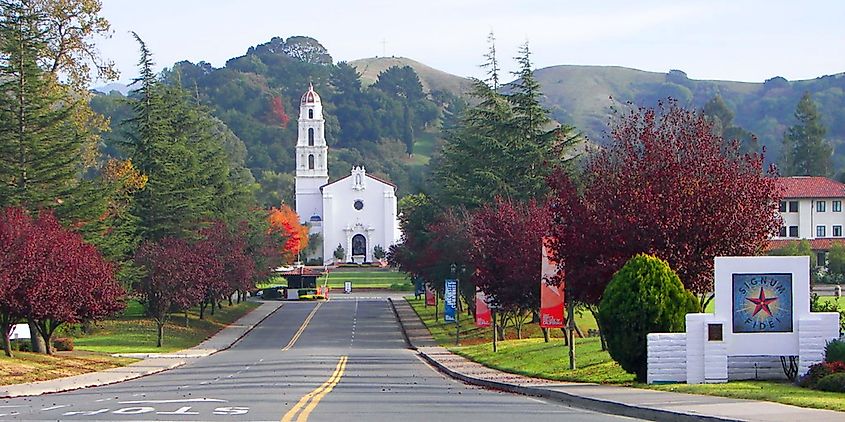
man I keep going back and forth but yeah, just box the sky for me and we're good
[94,0,845,87]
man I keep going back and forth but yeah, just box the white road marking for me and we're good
[41,405,70,411]
[157,406,199,415]
[214,406,249,415]
[118,398,227,404]
[113,406,154,415]
[95,397,113,402]
[0,405,23,408]
[63,408,109,416]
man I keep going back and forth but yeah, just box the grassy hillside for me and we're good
[350,56,473,96]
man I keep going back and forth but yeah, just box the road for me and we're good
[0,296,640,421]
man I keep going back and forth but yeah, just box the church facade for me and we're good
[294,84,401,264]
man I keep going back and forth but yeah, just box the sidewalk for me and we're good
[0,300,283,398]
[395,298,844,422]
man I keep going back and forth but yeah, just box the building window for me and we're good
[779,201,787,212]
[788,201,799,212]
[835,201,842,212]
[308,154,315,170]
[818,252,827,267]
[817,225,826,237]
[353,199,364,210]
[789,226,799,237]
[835,225,842,237]
[308,108,314,119]
[308,128,314,146]
[817,201,826,212]
[779,226,787,237]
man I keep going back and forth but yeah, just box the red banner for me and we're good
[540,238,565,328]
[475,289,492,327]
[425,284,436,306]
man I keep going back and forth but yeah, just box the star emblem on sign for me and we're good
[746,287,778,317]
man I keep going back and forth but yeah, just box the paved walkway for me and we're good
[397,298,844,422]
[0,300,283,398]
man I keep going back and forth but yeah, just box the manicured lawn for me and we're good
[324,271,411,289]
[408,296,845,412]
[648,381,845,412]
[0,351,137,386]
[72,300,260,354]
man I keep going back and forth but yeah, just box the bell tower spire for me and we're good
[295,84,328,222]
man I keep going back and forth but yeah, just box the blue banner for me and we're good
[414,277,425,296]
[444,279,457,322]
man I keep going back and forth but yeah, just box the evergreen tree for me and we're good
[781,92,832,176]
[126,33,226,240]
[0,1,105,223]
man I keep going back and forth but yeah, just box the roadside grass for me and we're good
[408,295,845,411]
[72,300,259,354]
[258,271,411,289]
[648,381,845,412]
[0,351,137,386]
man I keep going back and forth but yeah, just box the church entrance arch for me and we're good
[352,234,366,259]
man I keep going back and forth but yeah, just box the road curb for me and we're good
[416,350,737,422]
[387,298,416,350]
[0,301,283,399]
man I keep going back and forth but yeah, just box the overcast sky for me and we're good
[95,0,845,86]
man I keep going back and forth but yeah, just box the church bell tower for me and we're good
[295,83,328,223]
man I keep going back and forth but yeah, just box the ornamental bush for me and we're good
[598,253,698,382]
[816,372,845,393]
[825,339,845,364]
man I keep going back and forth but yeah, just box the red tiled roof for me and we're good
[767,238,845,251]
[776,176,845,199]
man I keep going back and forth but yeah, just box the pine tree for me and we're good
[781,92,832,176]
[0,1,105,222]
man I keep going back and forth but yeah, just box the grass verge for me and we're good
[0,351,137,386]
[72,300,260,354]
[408,296,845,412]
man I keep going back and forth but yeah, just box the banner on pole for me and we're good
[444,279,457,322]
[425,284,436,306]
[475,289,492,327]
[540,238,565,328]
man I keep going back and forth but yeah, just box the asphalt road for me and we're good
[0,298,640,421]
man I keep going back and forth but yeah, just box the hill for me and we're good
[350,57,473,96]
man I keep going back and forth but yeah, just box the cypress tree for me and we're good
[781,92,832,176]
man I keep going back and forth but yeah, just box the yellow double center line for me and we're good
[280,355,348,422]
[282,302,323,352]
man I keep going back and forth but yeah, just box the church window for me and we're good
[308,154,315,169]
[308,108,314,119]
[308,128,314,146]
[354,199,364,210]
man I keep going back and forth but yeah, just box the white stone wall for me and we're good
[647,333,687,384]
[798,313,840,376]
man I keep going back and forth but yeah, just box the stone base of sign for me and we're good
[647,256,840,384]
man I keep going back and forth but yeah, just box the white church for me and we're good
[294,84,401,264]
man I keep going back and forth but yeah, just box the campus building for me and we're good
[294,84,401,264]
[770,176,845,264]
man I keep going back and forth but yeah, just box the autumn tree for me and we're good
[0,208,124,356]
[134,238,211,347]
[549,101,782,312]
[267,204,308,263]
[469,198,550,338]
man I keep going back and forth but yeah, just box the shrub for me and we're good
[598,253,698,382]
[799,361,845,388]
[52,337,74,351]
[826,339,845,364]
[816,372,845,392]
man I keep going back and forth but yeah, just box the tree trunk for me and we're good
[590,308,607,350]
[2,332,12,358]
[228,293,233,307]
[542,327,550,343]
[210,299,216,316]
[28,319,46,354]
[184,311,189,328]
[561,328,568,346]
[156,321,164,348]
[199,301,206,320]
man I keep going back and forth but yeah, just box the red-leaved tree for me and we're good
[548,101,781,312]
[134,237,212,347]
[0,208,124,356]
[197,221,257,317]
[469,198,550,338]
[270,96,290,128]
